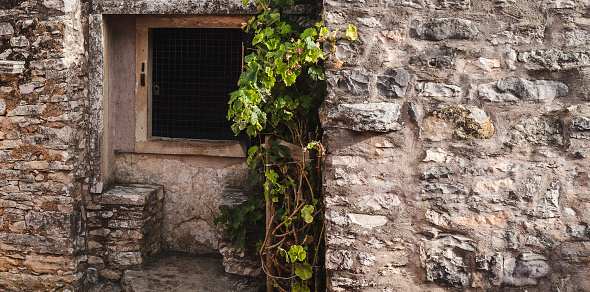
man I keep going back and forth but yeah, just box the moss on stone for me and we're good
[429,105,494,140]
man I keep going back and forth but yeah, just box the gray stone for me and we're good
[376,68,409,99]
[565,30,590,47]
[25,211,76,237]
[417,82,461,98]
[0,23,14,35]
[385,0,423,8]
[423,166,453,180]
[573,148,588,158]
[408,101,421,122]
[322,102,402,132]
[496,0,516,7]
[0,98,5,115]
[536,182,560,218]
[438,0,470,9]
[423,236,475,286]
[518,49,590,70]
[409,46,456,68]
[542,0,577,9]
[422,183,464,194]
[0,60,25,74]
[509,117,564,146]
[100,184,163,206]
[410,18,478,41]
[121,254,262,292]
[329,70,370,95]
[570,116,590,131]
[109,252,142,267]
[567,223,590,239]
[10,36,29,47]
[479,77,568,102]
[492,253,550,286]
[357,252,375,266]
[327,250,353,270]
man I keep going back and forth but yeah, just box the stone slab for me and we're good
[100,184,163,206]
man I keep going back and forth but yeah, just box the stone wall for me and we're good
[87,184,163,282]
[0,0,89,291]
[322,0,590,291]
[2,0,590,291]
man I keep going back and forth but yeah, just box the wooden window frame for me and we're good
[134,15,252,157]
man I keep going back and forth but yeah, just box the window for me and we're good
[134,15,252,156]
[151,28,242,140]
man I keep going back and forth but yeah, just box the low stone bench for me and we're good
[87,184,164,282]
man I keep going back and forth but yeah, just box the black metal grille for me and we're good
[151,28,243,140]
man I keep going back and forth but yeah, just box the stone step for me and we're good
[121,253,264,292]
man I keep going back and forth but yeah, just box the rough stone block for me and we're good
[421,105,494,141]
[328,70,370,95]
[491,253,550,286]
[542,0,577,9]
[410,18,478,41]
[322,102,402,132]
[416,82,460,98]
[565,30,590,46]
[348,213,388,229]
[109,251,143,268]
[0,233,74,255]
[385,0,423,8]
[535,182,560,218]
[10,36,29,47]
[508,116,563,146]
[376,67,409,99]
[24,254,73,274]
[100,184,163,206]
[423,166,453,180]
[0,60,25,74]
[518,49,590,70]
[479,77,568,102]
[438,0,470,9]
[0,22,14,35]
[326,250,353,270]
[570,116,590,131]
[422,236,475,286]
[409,46,456,68]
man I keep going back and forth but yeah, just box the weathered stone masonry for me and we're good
[322,0,590,291]
[0,0,88,291]
[1,0,590,291]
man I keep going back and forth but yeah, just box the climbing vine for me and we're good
[215,0,356,291]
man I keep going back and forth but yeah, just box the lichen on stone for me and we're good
[423,105,495,141]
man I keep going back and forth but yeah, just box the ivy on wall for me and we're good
[215,0,356,291]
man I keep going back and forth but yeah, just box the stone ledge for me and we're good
[100,184,163,206]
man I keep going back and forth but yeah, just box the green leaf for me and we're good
[283,72,297,86]
[242,0,250,6]
[294,263,313,280]
[292,283,310,292]
[346,24,358,41]
[288,245,306,262]
[300,28,317,39]
[265,170,279,184]
[252,33,264,45]
[301,205,314,224]
[319,27,329,37]
[308,66,324,81]
[278,22,292,35]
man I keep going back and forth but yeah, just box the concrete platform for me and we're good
[120,253,264,292]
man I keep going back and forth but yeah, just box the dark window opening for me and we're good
[151,28,243,140]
